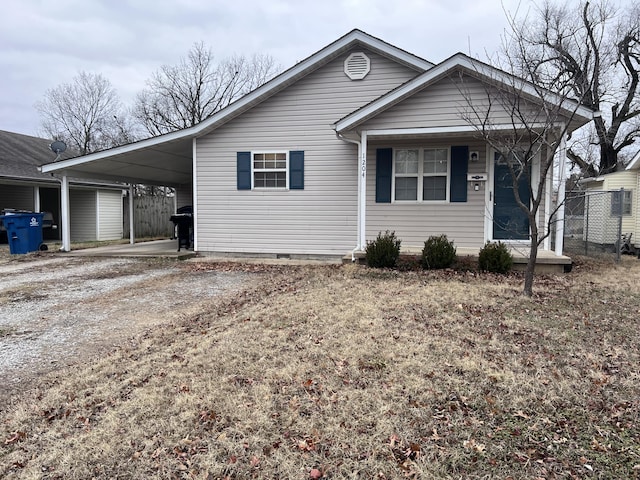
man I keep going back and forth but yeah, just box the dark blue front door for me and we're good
[493,154,530,240]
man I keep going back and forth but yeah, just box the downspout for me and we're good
[336,132,362,261]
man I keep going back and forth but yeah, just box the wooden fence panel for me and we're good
[123,195,175,238]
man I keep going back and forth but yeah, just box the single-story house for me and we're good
[41,30,593,259]
[579,150,640,252]
[0,130,124,242]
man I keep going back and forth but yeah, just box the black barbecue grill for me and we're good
[170,206,193,251]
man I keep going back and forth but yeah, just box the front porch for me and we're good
[346,247,572,274]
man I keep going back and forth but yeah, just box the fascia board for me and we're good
[460,56,594,122]
[41,132,195,173]
[626,150,640,170]
[43,30,434,174]
[335,53,593,132]
[190,30,434,137]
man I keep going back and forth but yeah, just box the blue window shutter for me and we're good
[289,151,304,189]
[450,146,468,202]
[237,152,251,190]
[376,148,393,203]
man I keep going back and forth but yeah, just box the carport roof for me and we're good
[42,132,195,187]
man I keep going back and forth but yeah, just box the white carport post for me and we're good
[128,184,135,244]
[554,130,568,256]
[34,187,41,213]
[60,173,71,252]
[359,131,368,250]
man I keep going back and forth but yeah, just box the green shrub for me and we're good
[365,231,401,268]
[422,235,456,269]
[478,241,513,273]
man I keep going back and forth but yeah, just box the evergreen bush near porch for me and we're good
[479,241,513,273]
[422,235,456,269]
[365,231,401,268]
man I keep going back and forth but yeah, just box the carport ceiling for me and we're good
[41,136,193,187]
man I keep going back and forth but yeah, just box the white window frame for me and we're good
[251,151,289,190]
[611,189,632,216]
[392,147,450,202]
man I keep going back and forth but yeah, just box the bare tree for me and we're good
[455,57,590,296]
[134,42,280,136]
[506,0,640,175]
[35,71,133,155]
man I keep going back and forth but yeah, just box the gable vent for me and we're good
[344,52,370,80]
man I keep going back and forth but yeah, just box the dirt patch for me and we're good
[0,255,252,399]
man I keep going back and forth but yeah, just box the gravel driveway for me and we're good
[0,254,251,399]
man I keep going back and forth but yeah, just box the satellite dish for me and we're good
[50,141,67,155]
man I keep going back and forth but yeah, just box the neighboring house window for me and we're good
[393,147,449,202]
[253,152,287,188]
[611,190,632,216]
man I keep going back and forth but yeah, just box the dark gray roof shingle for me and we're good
[0,130,76,183]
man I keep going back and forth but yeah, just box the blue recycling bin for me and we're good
[0,213,44,254]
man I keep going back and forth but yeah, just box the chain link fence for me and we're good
[563,188,636,261]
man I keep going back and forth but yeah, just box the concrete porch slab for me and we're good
[345,246,572,274]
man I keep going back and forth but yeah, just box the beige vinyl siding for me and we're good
[0,184,35,211]
[176,184,192,210]
[96,189,123,241]
[636,174,640,247]
[366,138,488,248]
[361,74,541,131]
[69,189,96,242]
[583,181,607,244]
[584,171,637,245]
[196,49,420,256]
[603,171,637,241]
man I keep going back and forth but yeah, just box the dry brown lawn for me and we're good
[1,256,639,479]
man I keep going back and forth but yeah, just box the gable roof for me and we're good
[41,29,433,184]
[334,52,594,133]
[0,129,77,183]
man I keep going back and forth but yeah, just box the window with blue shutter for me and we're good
[237,150,304,190]
[289,151,304,189]
[376,148,393,203]
[237,152,251,190]
[450,146,468,202]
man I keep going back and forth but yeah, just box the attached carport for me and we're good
[41,131,195,252]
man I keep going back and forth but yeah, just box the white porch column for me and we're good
[129,184,135,244]
[554,131,568,256]
[60,174,71,252]
[359,131,368,250]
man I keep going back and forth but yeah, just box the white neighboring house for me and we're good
[41,30,593,258]
[0,130,124,243]
[580,150,640,252]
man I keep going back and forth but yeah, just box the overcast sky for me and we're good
[0,0,606,138]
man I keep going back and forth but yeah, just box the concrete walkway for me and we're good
[61,239,195,260]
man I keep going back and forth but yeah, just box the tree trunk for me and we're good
[523,231,538,297]
[599,142,618,174]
